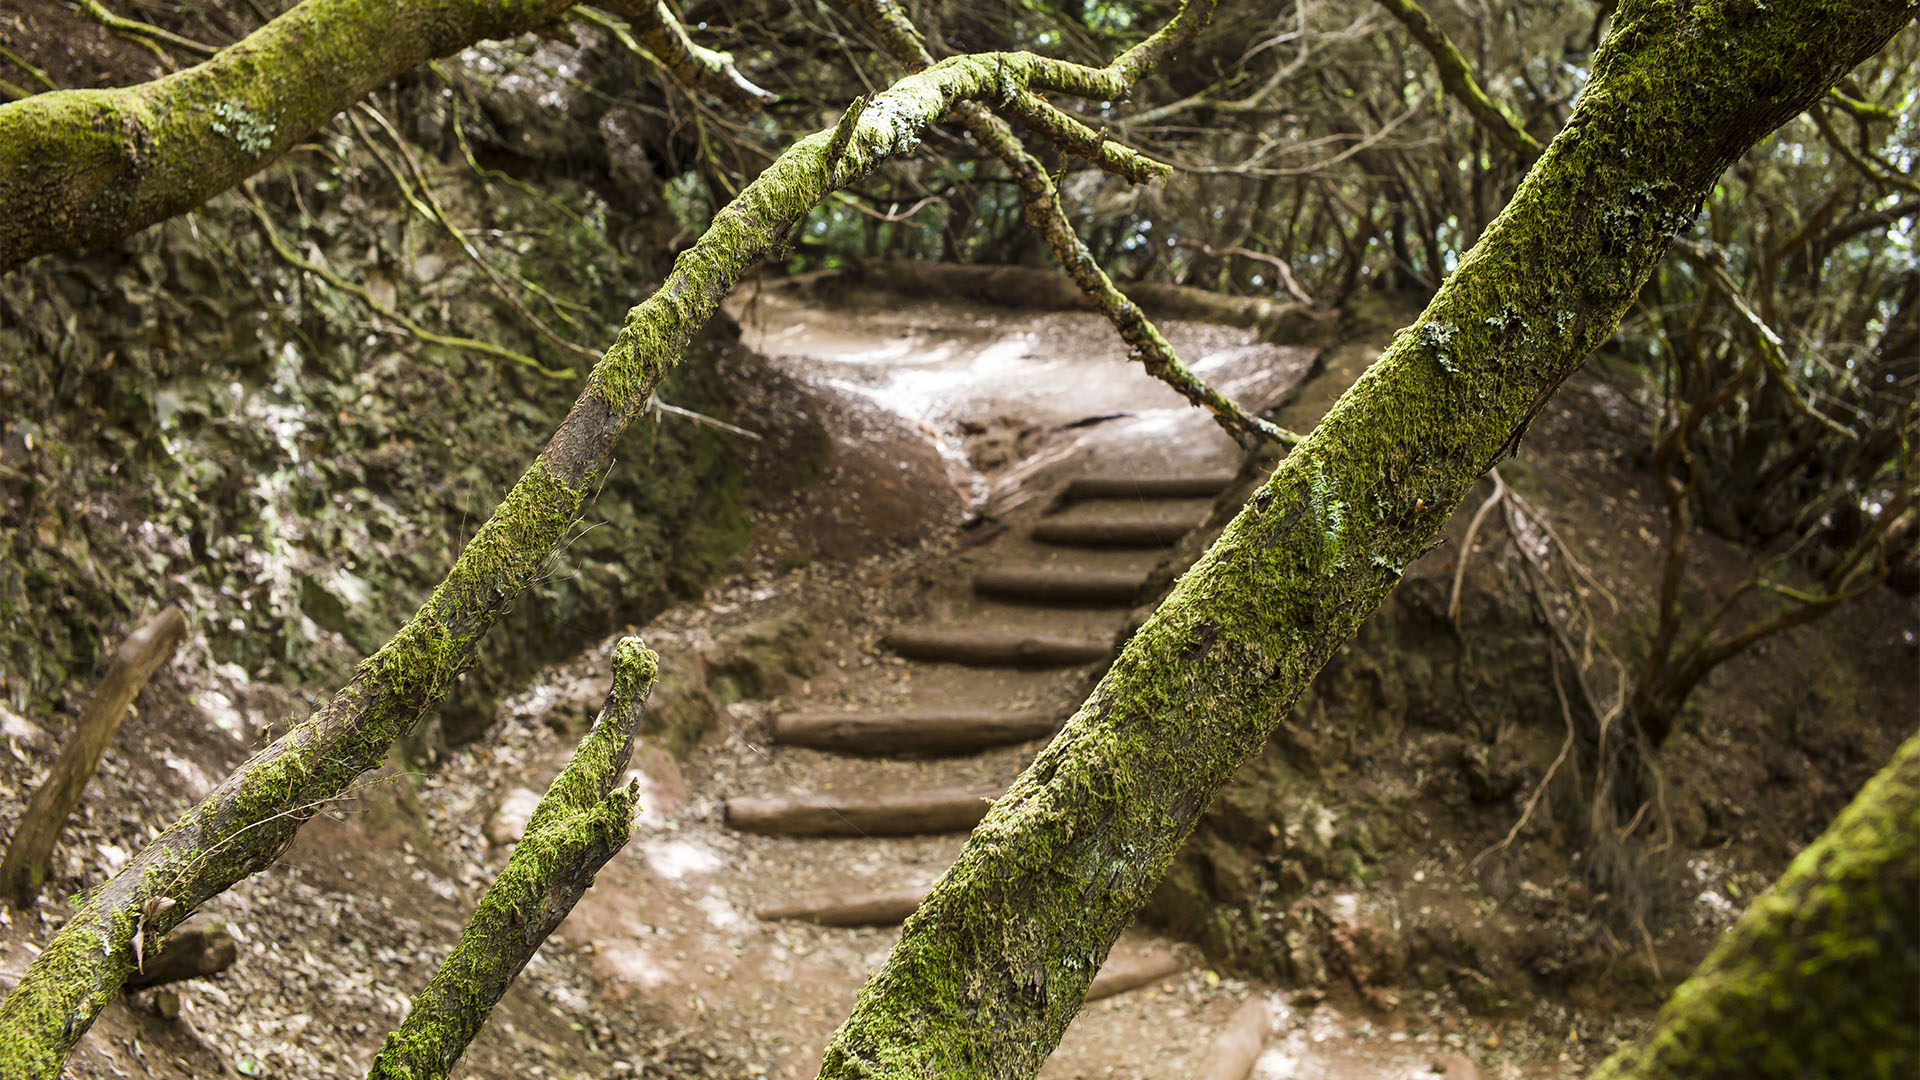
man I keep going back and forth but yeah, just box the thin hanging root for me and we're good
[1505,488,1619,614]
[1447,468,1507,625]
[1469,649,1578,871]
[349,105,601,361]
[237,191,574,380]
[1500,488,1628,734]
[0,46,59,94]
[74,0,216,60]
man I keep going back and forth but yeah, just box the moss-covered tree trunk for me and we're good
[1590,729,1918,1080]
[0,0,763,273]
[811,2,1916,1077]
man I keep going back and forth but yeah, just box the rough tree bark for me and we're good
[0,608,187,907]
[809,2,1916,1076]
[368,637,658,1080]
[0,6,1216,1073]
[0,0,766,273]
[1590,729,1918,1079]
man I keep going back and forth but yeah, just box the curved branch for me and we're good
[1373,0,1543,162]
[597,0,775,108]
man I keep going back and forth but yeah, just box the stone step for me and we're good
[750,885,1188,1003]
[724,787,999,837]
[752,898,1186,997]
[1062,473,1237,502]
[971,567,1147,605]
[1030,516,1196,548]
[772,709,1060,755]
[882,628,1111,668]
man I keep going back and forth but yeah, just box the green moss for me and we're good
[0,0,586,270]
[815,1,1915,1074]
[1592,731,1920,1080]
[369,638,656,1080]
[0,918,109,1077]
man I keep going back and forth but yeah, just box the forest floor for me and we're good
[2,283,1911,1079]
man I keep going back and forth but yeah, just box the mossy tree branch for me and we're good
[1590,729,1919,1079]
[368,638,659,1080]
[598,0,776,109]
[811,2,1912,1076]
[0,0,765,273]
[1373,0,1544,163]
[0,15,1220,1076]
[848,0,1294,449]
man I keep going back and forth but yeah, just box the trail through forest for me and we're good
[432,284,1512,1080]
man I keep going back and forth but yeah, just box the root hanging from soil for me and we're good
[1462,472,1680,935]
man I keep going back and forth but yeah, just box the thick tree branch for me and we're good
[0,21,1219,1076]
[811,2,1911,1075]
[0,0,764,272]
[368,638,658,1080]
[1373,0,1544,162]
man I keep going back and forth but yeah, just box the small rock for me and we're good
[0,706,52,754]
[486,788,544,847]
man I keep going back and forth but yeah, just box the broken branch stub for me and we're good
[0,608,187,907]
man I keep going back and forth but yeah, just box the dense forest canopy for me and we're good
[0,0,1914,1078]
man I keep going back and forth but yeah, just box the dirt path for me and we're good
[462,286,1496,1079]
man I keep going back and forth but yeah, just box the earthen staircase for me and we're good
[717,469,1236,999]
